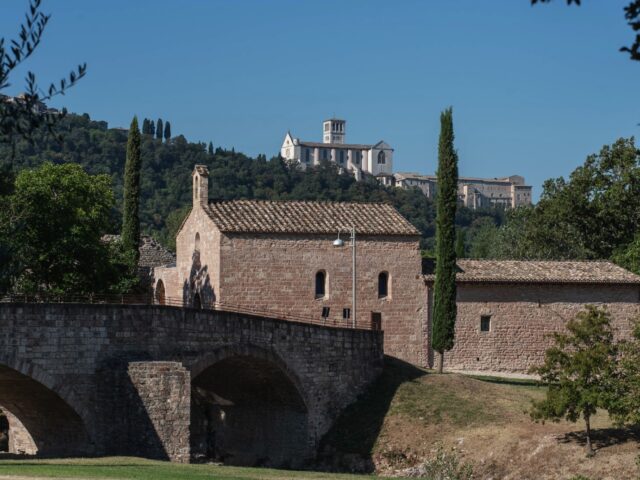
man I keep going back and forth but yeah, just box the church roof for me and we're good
[298,140,374,150]
[422,259,640,285]
[201,200,420,236]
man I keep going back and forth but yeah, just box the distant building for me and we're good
[393,172,532,209]
[0,93,59,115]
[280,119,393,179]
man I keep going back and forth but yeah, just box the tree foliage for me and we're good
[531,0,640,62]
[0,0,86,144]
[122,116,141,265]
[530,306,618,456]
[476,138,640,266]
[432,108,459,371]
[0,162,130,294]
[163,121,171,142]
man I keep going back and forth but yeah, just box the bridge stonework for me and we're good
[0,303,383,466]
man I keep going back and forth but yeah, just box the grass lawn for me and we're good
[0,457,389,480]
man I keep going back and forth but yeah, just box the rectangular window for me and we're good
[343,308,351,319]
[305,148,311,162]
[339,150,345,164]
[322,149,328,160]
[371,312,382,330]
[480,315,491,332]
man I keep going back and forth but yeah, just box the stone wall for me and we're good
[219,233,427,366]
[0,303,383,463]
[429,283,640,373]
[3,409,36,455]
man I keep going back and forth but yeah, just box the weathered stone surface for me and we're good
[427,283,640,373]
[0,303,383,464]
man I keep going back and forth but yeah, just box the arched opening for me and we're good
[193,292,202,309]
[0,363,90,456]
[315,270,327,299]
[377,150,386,164]
[378,271,389,298]
[190,353,308,468]
[195,232,201,253]
[155,279,166,306]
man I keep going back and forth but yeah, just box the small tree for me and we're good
[208,141,214,155]
[164,121,171,142]
[122,116,141,266]
[156,118,163,140]
[149,118,155,137]
[432,107,459,373]
[530,306,618,456]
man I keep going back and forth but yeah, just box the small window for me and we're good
[195,233,201,252]
[378,271,389,298]
[377,150,386,164]
[315,271,327,298]
[305,148,311,162]
[322,149,328,160]
[339,150,345,163]
[343,308,351,319]
[480,315,491,332]
[193,293,202,310]
[371,312,382,330]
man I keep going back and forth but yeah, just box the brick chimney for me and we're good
[192,165,209,207]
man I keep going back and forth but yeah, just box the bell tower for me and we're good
[192,164,209,207]
[322,119,346,144]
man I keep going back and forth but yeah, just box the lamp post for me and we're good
[333,226,356,328]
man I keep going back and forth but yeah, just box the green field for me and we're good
[0,457,388,480]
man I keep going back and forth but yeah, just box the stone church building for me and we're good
[156,165,640,373]
[154,165,428,365]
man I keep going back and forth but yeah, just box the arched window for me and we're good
[315,271,326,298]
[195,233,201,252]
[378,271,389,298]
[155,280,166,306]
[377,150,386,164]
[193,292,202,310]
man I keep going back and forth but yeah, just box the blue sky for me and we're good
[1,0,638,199]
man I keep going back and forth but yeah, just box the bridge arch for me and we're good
[0,356,92,456]
[189,345,310,467]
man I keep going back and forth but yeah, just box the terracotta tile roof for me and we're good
[201,200,420,236]
[422,259,640,285]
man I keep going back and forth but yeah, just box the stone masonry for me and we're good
[0,303,383,465]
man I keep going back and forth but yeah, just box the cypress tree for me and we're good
[122,116,142,266]
[156,119,163,140]
[149,119,155,137]
[164,121,171,142]
[432,107,459,374]
[208,142,214,155]
[141,118,148,135]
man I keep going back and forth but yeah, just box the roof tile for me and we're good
[202,200,420,236]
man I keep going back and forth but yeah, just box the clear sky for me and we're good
[1,0,638,199]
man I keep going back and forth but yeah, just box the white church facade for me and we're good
[280,119,393,178]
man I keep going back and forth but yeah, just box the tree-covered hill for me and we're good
[0,112,502,251]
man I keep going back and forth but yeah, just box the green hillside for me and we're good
[0,113,503,251]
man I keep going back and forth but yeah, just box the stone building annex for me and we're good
[155,165,640,372]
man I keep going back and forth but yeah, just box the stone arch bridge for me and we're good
[0,303,383,466]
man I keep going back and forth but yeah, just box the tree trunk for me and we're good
[438,351,444,374]
[585,414,594,456]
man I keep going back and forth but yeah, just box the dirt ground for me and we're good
[370,374,640,480]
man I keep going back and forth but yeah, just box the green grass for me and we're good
[0,457,390,480]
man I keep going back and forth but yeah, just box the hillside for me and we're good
[320,358,640,480]
[0,113,503,251]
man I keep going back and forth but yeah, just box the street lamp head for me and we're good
[333,238,345,248]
